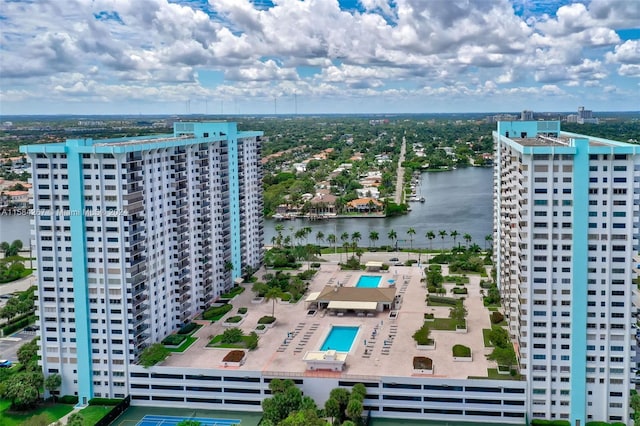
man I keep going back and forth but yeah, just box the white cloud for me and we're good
[0,0,638,113]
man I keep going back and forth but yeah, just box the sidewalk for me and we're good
[0,273,36,296]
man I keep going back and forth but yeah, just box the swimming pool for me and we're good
[356,275,382,288]
[320,326,359,352]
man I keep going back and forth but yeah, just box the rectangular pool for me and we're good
[356,275,382,288]
[320,326,359,352]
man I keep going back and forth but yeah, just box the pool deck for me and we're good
[161,254,496,380]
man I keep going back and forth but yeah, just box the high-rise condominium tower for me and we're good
[20,121,263,404]
[494,121,637,425]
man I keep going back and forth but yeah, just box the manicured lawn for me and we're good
[482,328,494,347]
[469,369,521,381]
[430,317,459,331]
[166,336,197,353]
[79,404,114,425]
[0,399,74,426]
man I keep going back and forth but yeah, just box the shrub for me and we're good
[221,328,243,344]
[59,395,79,404]
[424,313,434,320]
[220,286,245,299]
[310,262,321,268]
[280,292,292,301]
[2,314,36,336]
[88,397,121,406]
[256,324,266,330]
[531,421,571,426]
[162,334,187,346]
[246,331,259,350]
[452,344,471,357]
[139,343,170,367]
[258,316,276,324]
[298,270,316,280]
[427,295,459,306]
[177,322,198,335]
[452,287,468,295]
[202,303,233,321]
[491,311,505,324]
[225,316,243,324]
[412,324,433,345]
[238,307,248,315]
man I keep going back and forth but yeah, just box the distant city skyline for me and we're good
[1,0,639,115]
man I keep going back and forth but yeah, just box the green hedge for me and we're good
[2,314,36,336]
[203,304,233,321]
[586,423,626,426]
[162,334,187,346]
[177,322,198,335]
[452,287,468,295]
[452,344,471,357]
[88,397,122,406]
[238,307,248,315]
[59,395,79,404]
[258,316,276,324]
[427,295,459,306]
[225,316,243,323]
[220,286,245,299]
[531,420,571,426]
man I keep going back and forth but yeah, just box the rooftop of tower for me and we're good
[156,256,514,382]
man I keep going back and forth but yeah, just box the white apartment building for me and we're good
[20,121,263,405]
[494,121,638,425]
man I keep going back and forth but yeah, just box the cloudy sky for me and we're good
[1,0,639,115]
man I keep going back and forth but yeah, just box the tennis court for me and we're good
[113,406,262,426]
[137,414,240,425]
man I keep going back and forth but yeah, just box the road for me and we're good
[0,330,37,362]
[394,135,407,204]
[0,273,36,297]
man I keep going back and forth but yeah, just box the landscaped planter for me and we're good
[254,325,267,334]
[222,350,247,367]
[416,341,436,350]
[497,365,511,375]
[455,322,467,333]
[251,297,264,304]
[413,356,433,374]
[257,316,277,328]
[223,317,245,327]
[453,345,472,362]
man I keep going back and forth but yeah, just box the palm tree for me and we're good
[294,229,306,247]
[463,233,472,247]
[340,232,349,259]
[264,287,283,318]
[275,224,285,248]
[351,232,362,254]
[406,228,416,251]
[388,229,398,251]
[315,231,325,246]
[327,233,337,253]
[450,230,459,249]
[1,240,22,258]
[438,230,447,251]
[302,226,313,244]
[369,231,379,248]
[426,231,435,250]
[485,234,493,251]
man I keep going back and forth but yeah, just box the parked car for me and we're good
[0,360,12,368]
[389,257,399,262]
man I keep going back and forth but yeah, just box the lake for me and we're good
[0,167,494,250]
[264,167,494,249]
